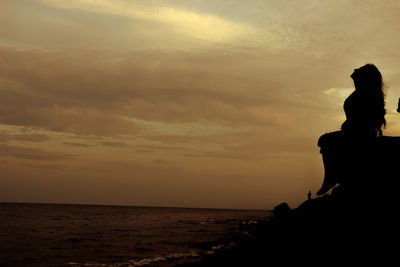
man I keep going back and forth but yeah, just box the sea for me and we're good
[0,203,271,267]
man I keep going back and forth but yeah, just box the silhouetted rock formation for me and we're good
[177,135,399,266]
[272,202,291,221]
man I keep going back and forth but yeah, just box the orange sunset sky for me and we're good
[1,0,400,209]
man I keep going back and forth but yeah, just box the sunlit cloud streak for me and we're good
[37,0,258,44]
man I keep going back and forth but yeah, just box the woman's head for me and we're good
[351,64,384,93]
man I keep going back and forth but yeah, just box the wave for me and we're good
[67,250,200,267]
[66,242,239,267]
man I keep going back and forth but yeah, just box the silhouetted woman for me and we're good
[317,64,386,195]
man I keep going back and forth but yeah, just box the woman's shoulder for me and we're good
[344,91,357,108]
[349,90,360,98]
[345,90,357,101]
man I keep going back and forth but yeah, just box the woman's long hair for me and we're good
[352,64,386,135]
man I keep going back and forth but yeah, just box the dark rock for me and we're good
[272,202,291,220]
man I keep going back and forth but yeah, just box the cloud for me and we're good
[324,88,353,97]
[0,144,74,160]
[0,45,299,135]
[63,142,92,147]
[0,132,10,142]
[99,141,131,148]
[0,42,353,171]
[0,43,376,163]
[36,0,257,44]
[153,159,167,164]
[135,144,185,151]
[21,162,69,170]
[0,131,50,143]
[10,133,50,142]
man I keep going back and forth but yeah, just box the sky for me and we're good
[1,0,400,210]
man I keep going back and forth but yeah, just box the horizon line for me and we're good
[0,201,271,212]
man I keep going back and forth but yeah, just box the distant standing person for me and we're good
[307,191,312,201]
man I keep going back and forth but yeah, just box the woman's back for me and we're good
[341,89,385,137]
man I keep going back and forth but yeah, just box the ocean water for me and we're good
[0,203,271,267]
